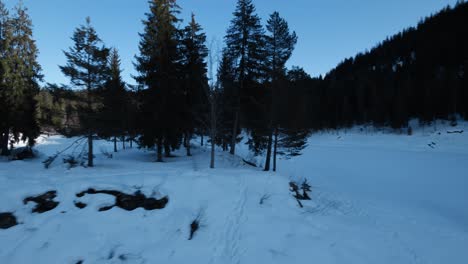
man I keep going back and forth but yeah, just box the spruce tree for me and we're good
[0,0,10,155]
[264,12,297,171]
[0,2,42,156]
[99,48,127,152]
[134,0,183,162]
[180,13,208,156]
[60,17,110,167]
[224,0,266,155]
[216,50,237,151]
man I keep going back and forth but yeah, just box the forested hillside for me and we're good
[306,1,468,129]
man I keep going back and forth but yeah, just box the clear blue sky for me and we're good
[2,0,459,85]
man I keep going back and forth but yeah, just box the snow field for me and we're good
[0,121,467,263]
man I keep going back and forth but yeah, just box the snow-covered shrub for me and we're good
[290,179,312,201]
[301,179,312,200]
[63,155,84,169]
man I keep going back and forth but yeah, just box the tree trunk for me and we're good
[88,134,94,167]
[0,132,3,154]
[122,136,126,150]
[164,141,171,157]
[113,137,117,152]
[201,134,204,147]
[1,130,10,156]
[210,99,216,169]
[230,111,239,155]
[270,69,278,172]
[157,138,163,162]
[185,132,192,156]
[264,128,273,171]
[223,140,227,151]
[130,137,133,148]
[273,127,279,172]
[210,136,215,169]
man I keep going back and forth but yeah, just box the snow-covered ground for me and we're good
[1,121,468,264]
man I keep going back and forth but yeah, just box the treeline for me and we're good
[2,0,467,171]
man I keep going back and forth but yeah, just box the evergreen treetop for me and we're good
[224,0,266,82]
[60,17,109,91]
[265,11,298,77]
[134,0,181,88]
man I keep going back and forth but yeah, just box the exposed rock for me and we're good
[98,205,114,212]
[0,212,17,229]
[74,201,87,209]
[24,191,59,213]
[76,188,168,211]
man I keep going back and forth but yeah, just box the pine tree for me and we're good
[99,48,127,152]
[264,12,297,171]
[134,0,183,162]
[0,2,42,156]
[60,17,110,167]
[224,0,266,155]
[180,13,209,157]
